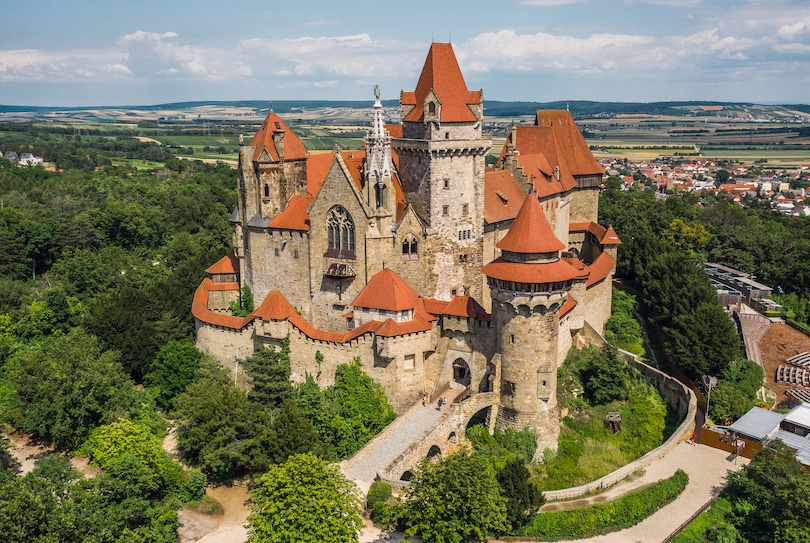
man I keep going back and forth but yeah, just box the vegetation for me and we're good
[521,469,688,540]
[604,287,644,356]
[395,451,508,543]
[534,346,671,490]
[247,453,362,543]
[708,359,764,424]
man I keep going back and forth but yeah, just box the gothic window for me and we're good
[326,206,355,258]
[402,236,418,260]
[263,184,270,198]
[428,102,436,116]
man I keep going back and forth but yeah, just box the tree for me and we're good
[497,458,545,532]
[246,337,293,407]
[247,453,362,543]
[725,440,810,543]
[144,341,204,409]
[7,329,141,450]
[399,451,508,543]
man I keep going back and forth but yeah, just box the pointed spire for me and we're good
[366,85,393,191]
[496,192,565,254]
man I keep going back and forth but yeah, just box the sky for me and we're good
[1,0,809,107]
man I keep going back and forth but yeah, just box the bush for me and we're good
[522,469,688,540]
[367,481,392,509]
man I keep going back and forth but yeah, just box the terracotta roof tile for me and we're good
[402,43,478,123]
[560,295,577,317]
[534,110,603,176]
[386,124,403,139]
[481,258,580,284]
[267,194,314,231]
[496,191,565,254]
[441,295,491,322]
[585,252,616,287]
[569,221,607,240]
[205,252,240,275]
[484,169,526,224]
[352,267,420,311]
[601,225,622,245]
[249,111,307,163]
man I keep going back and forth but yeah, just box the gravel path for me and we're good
[545,442,745,543]
[344,388,462,484]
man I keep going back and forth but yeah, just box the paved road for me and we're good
[344,388,463,484]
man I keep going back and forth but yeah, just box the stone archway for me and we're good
[453,358,471,387]
[401,470,413,481]
[427,445,442,458]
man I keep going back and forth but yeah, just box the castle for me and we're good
[193,43,620,453]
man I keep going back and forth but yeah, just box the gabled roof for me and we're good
[584,252,616,287]
[249,111,307,163]
[402,43,479,123]
[534,110,603,176]
[484,168,526,224]
[352,267,420,312]
[496,191,565,254]
[601,225,622,245]
[205,252,239,275]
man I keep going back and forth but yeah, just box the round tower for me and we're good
[482,190,579,455]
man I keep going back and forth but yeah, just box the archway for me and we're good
[453,358,471,387]
[466,406,491,430]
[427,445,442,458]
[400,470,413,482]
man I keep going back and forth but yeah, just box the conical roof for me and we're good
[601,224,622,245]
[496,191,565,254]
[401,43,479,123]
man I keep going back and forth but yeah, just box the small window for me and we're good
[264,184,270,198]
[274,248,280,257]
[443,178,449,189]
[462,204,468,215]
[294,249,299,259]
[459,254,468,263]
[274,121,281,129]
[511,334,515,343]
[442,205,449,216]
[451,289,457,296]
[428,102,436,116]
[445,132,449,139]
[402,236,418,260]
[404,354,415,369]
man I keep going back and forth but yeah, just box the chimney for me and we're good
[273,130,285,161]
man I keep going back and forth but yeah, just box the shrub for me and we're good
[367,481,392,509]
[522,469,688,540]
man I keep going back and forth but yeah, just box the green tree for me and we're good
[497,458,545,532]
[144,341,204,409]
[725,440,810,543]
[7,330,141,450]
[246,337,293,407]
[247,453,362,543]
[399,451,508,543]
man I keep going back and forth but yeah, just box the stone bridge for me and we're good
[378,392,497,487]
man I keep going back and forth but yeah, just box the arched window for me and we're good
[263,184,270,198]
[326,206,355,258]
[427,102,436,116]
[402,235,418,260]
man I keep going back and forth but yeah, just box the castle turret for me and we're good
[482,189,579,455]
[363,85,396,237]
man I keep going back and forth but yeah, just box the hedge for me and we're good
[519,469,689,541]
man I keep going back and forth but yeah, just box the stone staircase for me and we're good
[341,387,464,484]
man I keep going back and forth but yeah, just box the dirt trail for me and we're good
[7,430,101,477]
[179,485,250,543]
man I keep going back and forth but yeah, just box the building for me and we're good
[193,43,620,454]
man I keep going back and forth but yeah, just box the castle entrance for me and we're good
[453,358,471,387]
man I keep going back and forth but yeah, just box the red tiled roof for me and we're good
[484,168,526,224]
[249,111,307,163]
[496,191,565,254]
[352,267,419,311]
[569,221,607,240]
[386,124,403,139]
[560,295,577,317]
[205,252,239,275]
[601,225,622,245]
[424,295,491,322]
[402,43,478,123]
[481,258,580,284]
[534,110,605,176]
[267,194,314,231]
[585,252,616,287]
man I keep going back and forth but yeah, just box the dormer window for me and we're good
[428,102,436,116]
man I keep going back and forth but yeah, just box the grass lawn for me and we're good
[670,496,732,543]
[109,158,167,170]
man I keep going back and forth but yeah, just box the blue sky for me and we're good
[1,0,809,106]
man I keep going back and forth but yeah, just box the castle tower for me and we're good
[393,43,491,301]
[362,85,396,237]
[482,189,580,455]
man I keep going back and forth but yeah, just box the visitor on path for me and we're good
[422,394,427,407]
[437,398,442,411]
[690,432,697,445]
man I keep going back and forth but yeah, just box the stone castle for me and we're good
[193,43,620,453]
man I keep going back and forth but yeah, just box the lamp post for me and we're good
[703,375,718,423]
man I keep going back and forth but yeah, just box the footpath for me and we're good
[343,387,463,489]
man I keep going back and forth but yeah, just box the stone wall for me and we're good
[246,230,310,316]
[543,357,696,501]
[569,187,599,224]
[584,275,612,336]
